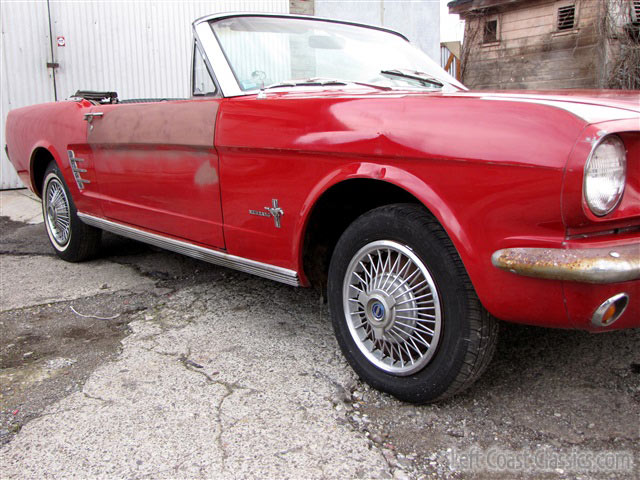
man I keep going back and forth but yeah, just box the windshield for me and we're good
[210,16,465,93]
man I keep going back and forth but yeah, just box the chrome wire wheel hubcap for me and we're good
[343,240,442,376]
[45,178,71,247]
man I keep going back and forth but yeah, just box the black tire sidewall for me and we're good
[328,205,472,403]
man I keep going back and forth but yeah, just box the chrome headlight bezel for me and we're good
[583,134,627,217]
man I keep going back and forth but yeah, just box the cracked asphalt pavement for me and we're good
[1,191,638,479]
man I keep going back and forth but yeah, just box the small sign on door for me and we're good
[56,36,66,47]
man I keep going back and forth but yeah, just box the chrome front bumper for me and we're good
[491,243,640,284]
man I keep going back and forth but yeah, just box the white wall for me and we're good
[0,1,54,189]
[48,1,289,101]
[314,0,440,62]
[0,0,288,190]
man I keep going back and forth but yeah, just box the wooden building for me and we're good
[448,0,640,89]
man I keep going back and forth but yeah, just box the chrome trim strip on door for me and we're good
[77,213,300,286]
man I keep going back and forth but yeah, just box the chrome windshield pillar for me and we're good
[193,19,242,97]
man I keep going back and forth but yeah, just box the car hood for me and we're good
[262,87,639,124]
[453,90,640,124]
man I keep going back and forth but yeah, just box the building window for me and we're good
[631,1,640,24]
[483,19,498,43]
[627,0,640,42]
[557,5,576,31]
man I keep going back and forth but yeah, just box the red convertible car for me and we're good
[5,13,639,403]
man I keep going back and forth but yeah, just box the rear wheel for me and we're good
[42,161,101,262]
[328,204,497,403]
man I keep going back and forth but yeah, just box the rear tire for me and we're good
[328,204,497,403]
[42,161,101,262]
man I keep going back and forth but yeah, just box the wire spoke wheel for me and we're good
[330,205,497,402]
[41,162,101,261]
[343,240,441,376]
[45,177,71,247]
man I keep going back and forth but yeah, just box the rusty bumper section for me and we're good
[491,244,640,284]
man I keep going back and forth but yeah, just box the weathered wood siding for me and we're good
[462,0,605,89]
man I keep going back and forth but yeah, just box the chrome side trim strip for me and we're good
[491,244,640,284]
[77,213,300,286]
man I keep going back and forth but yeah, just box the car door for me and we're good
[87,98,224,248]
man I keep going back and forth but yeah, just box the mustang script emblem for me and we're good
[249,199,284,228]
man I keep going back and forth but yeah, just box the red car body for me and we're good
[6,88,639,331]
[6,12,640,402]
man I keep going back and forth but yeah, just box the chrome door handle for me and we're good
[83,112,104,122]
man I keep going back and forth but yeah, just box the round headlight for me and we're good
[584,135,626,216]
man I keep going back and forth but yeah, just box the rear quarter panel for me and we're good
[5,99,103,217]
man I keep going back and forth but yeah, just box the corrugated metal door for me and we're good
[48,1,288,100]
[1,1,55,189]
[0,0,288,190]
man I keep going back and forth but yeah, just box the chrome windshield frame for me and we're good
[193,12,460,98]
[193,18,242,97]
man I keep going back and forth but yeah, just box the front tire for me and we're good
[42,161,101,262]
[328,204,497,403]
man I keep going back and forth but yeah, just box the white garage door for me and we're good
[0,0,288,190]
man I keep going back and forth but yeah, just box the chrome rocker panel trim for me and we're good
[491,244,640,284]
[77,213,300,286]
